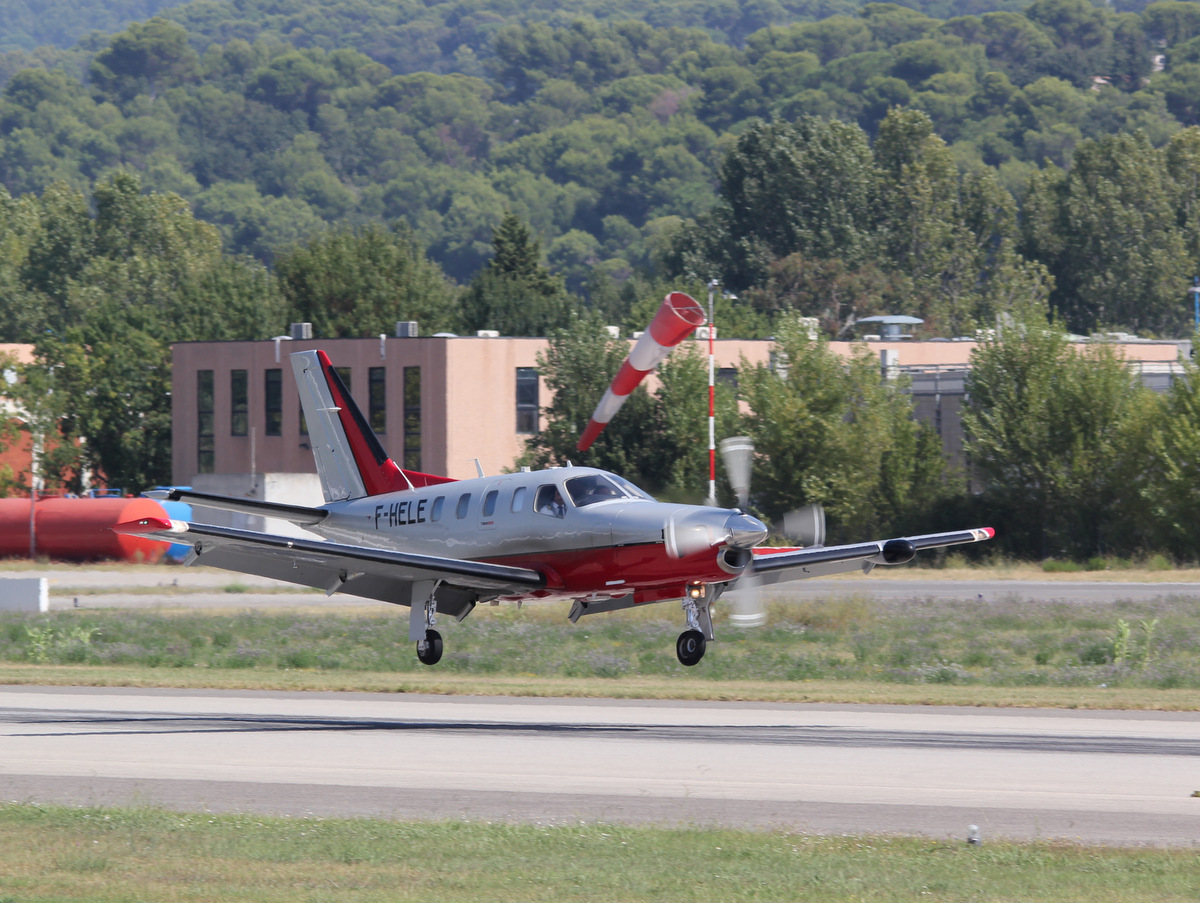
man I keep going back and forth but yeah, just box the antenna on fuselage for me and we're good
[472,458,485,478]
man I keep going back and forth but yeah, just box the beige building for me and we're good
[169,331,1191,517]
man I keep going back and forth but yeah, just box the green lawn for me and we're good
[2,805,1198,903]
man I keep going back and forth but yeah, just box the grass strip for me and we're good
[0,804,1198,903]
[5,664,1200,710]
[3,591,1200,707]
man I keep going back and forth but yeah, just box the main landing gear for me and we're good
[417,628,443,666]
[676,584,716,666]
[410,587,443,666]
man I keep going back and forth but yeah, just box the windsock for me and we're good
[577,291,707,452]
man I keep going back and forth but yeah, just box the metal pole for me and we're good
[28,485,35,561]
[707,279,718,506]
[1192,277,1199,332]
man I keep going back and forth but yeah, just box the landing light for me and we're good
[688,583,705,599]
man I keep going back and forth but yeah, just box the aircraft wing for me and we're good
[114,516,546,613]
[748,527,994,586]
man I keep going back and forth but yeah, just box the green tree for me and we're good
[963,299,1154,559]
[1022,130,1188,335]
[460,213,575,336]
[668,116,877,291]
[738,318,947,539]
[89,18,199,102]
[274,223,460,338]
[1142,348,1200,559]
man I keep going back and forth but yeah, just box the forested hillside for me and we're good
[2,0,1200,339]
[0,1,179,52]
[4,0,1200,559]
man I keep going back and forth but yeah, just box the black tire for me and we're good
[676,629,706,666]
[417,628,443,666]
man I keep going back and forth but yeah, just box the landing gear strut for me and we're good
[676,585,716,666]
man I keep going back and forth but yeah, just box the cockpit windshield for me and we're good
[565,474,646,508]
[606,473,654,501]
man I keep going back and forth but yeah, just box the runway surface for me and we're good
[1,686,1198,846]
[6,566,1200,609]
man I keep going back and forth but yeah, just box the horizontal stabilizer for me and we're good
[144,489,328,526]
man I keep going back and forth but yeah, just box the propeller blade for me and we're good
[719,435,753,508]
[727,559,767,628]
[782,503,826,547]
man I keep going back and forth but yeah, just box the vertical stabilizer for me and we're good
[291,350,448,502]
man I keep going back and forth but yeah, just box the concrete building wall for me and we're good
[0,345,37,488]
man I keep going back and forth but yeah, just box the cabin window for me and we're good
[511,486,527,513]
[231,369,248,437]
[456,493,471,519]
[535,484,565,518]
[265,369,282,436]
[430,496,445,522]
[482,490,498,517]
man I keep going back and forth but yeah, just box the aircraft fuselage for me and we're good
[313,466,764,605]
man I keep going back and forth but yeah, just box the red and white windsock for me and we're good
[577,291,707,452]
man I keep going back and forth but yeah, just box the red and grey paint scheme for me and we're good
[117,348,993,666]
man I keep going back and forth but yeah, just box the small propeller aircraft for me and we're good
[117,293,993,666]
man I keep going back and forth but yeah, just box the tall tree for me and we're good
[460,213,575,336]
[1021,131,1189,336]
[737,318,947,540]
[1141,352,1200,559]
[274,223,460,338]
[962,299,1154,558]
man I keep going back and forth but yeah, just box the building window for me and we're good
[231,369,248,436]
[197,370,214,474]
[265,369,282,436]
[516,367,538,433]
[404,366,421,470]
[369,367,386,434]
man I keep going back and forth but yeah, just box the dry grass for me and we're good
[4,664,1200,710]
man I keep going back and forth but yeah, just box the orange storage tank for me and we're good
[0,497,172,562]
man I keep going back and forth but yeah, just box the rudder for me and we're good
[290,350,452,502]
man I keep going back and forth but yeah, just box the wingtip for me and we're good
[979,527,995,540]
[113,517,186,535]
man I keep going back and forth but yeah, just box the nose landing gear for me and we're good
[676,583,716,666]
[676,629,706,666]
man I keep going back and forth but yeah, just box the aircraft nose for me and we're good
[724,512,768,549]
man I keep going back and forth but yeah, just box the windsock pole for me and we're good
[577,291,707,452]
[706,280,717,506]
